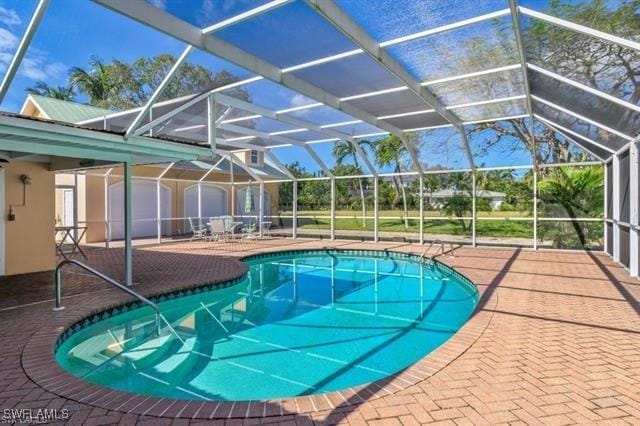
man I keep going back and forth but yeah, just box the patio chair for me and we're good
[188,217,208,242]
[262,221,272,238]
[241,221,257,239]
[209,218,227,242]
[220,215,241,240]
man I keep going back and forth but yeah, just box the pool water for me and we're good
[56,250,478,401]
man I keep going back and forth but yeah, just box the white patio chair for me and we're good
[209,218,227,242]
[188,217,208,242]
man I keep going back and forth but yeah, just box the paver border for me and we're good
[21,248,497,419]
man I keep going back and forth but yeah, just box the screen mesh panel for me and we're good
[344,90,427,116]
[215,2,358,69]
[529,70,639,139]
[386,15,519,82]
[429,68,524,106]
[455,99,527,122]
[145,0,273,28]
[336,0,509,43]
[384,112,449,131]
[532,101,628,152]
[291,54,402,98]
[224,79,318,111]
[417,127,470,169]
[287,106,356,127]
[620,150,630,223]
[519,0,638,38]
[522,15,640,104]
[620,225,630,267]
[466,119,534,167]
[535,121,602,163]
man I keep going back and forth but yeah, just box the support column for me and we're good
[419,175,424,245]
[197,181,203,228]
[259,181,265,237]
[472,172,477,247]
[330,178,336,240]
[292,180,298,239]
[104,169,112,249]
[124,162,133,286]
[613,154,621,262]
[156,179,162,244]
[374,178,379,243]
[630,142,639,277]
[230,157,235,219]
[533,169,538,250]
[604,161,609,254]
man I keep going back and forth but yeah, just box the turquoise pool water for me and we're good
[55,250,478,401]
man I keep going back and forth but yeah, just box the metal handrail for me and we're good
[54,259,160,331]
[422,239,457,261]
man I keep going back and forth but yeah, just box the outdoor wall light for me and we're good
[8,174,32,221]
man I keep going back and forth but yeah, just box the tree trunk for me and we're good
[397,174,409,229]
[359,179,366,228]
[564,205,587,248]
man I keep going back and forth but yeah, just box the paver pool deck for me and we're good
[0,238,638,425]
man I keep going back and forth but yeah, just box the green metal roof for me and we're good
[29,95,112,123]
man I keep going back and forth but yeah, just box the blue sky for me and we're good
[0,0,592,170]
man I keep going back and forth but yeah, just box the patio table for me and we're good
[55,225,88,260]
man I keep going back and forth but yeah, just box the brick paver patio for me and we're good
[0,238,638,425]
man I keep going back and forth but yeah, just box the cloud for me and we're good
[20,56,66,81]
[288,93,315,116]
[0,6,21,27]
[0,27,19,51]
[147,0,167,10]
[0,26,66,82]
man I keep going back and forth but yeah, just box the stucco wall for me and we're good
[79,172,280,241]
[4,161,55,275]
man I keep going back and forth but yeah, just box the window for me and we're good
[250,150,259,165]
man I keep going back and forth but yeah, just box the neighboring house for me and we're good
[20,95,286,243]
[427,189,506,210]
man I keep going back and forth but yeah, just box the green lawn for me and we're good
[282,214,534,238]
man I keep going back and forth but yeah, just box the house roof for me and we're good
[26,95,112,123]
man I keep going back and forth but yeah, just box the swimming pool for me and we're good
[55,250,478,401]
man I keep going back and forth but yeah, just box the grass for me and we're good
[280,213,534,238]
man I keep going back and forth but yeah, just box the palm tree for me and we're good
[332,139,372,227]
[374,135,411,229]
[423,174,440,209]
[69,57,119,108]
[538,166,603,248]
[26,81,75,101]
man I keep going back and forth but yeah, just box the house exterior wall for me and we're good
[62,166,281,243]
[3,161,55,275]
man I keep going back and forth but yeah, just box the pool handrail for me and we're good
[53,259,161,331]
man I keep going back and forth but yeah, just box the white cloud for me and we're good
[288,93,315,116]
[19,56,66,81]
[147,0,167,10]
[0,27,19,51]
[0,6,21,27]
[0,26,66,82]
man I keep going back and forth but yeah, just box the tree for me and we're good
[107,55,249,109]
[26,81,75,101]
[69,57,121,109]
[442,172,472,231]
[423,174,441,210]
[332,139,372,226]
[427,0,639,167]
[69,55,250,110]
[538,166,604,248]
[374,135,414,229]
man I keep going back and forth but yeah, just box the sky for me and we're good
[0,0,596,171]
